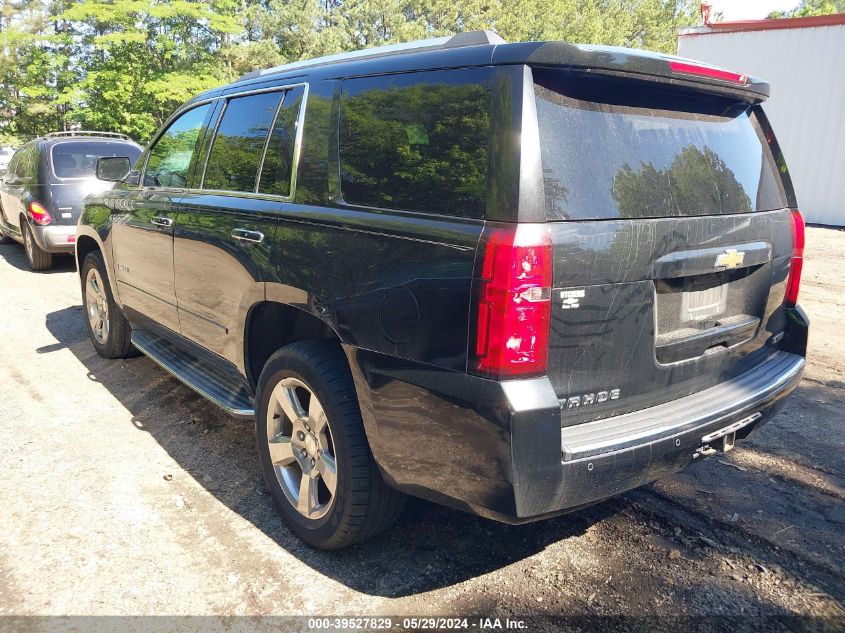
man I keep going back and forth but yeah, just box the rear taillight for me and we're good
[29,201,51,226]
[784,209,805,307]
[668,60,748,85]
[473,223,552,379]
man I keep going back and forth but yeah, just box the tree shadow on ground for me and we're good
[42,303,623,598]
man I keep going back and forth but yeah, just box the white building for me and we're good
[678,14,845,226]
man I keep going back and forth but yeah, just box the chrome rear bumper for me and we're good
[34,224,76,252]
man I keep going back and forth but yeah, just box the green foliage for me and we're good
[768,0,844,18]
[0,0,699,145]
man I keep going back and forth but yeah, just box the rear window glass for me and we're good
[340,68,491,219]
[534,72,788,220]
[52,141,141,179]
[203,91,283,193]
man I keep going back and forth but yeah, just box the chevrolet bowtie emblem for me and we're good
[714,248,745,270]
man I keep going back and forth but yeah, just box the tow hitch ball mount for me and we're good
[693,412,762,459]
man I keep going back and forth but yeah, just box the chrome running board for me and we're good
[132,330,255,418]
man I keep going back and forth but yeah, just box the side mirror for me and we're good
[96,156,131,182]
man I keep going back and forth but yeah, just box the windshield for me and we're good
[534,71,789,220]
[51,141,141,179]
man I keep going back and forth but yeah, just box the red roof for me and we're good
[679,12,845,37]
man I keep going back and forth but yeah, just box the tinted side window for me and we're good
[203,91,282,193]
[6,150,21,179]
[145,103,211,188]
[16,144,39,181]
[340,68,491,218]
[258,86,305,197]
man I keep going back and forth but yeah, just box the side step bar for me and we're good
[131,330,255,418]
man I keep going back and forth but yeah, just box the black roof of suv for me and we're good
[191,29,770,107]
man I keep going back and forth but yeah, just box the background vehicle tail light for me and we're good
[29,201,52,226]
[473,223,552,379]
[784,209,805,306]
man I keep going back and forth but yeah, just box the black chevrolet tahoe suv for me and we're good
[0,132,141,270]
[76,31,808,549]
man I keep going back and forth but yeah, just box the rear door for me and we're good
[174,85,306,366]
[111,103,213,333]
[532,69,795,422]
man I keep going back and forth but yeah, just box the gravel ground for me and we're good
[0,227,842,631]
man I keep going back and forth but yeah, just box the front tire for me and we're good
[22,222,52,271]
[81,251,135,359]
[256,341,404,549]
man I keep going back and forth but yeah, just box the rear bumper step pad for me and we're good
[561,350,804,462]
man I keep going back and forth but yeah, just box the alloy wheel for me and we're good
[85,267,110,344]
[23,227,34,261]
[266,377,338,520]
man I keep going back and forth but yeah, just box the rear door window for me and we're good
[15,144,39,181]
[257,86,305,198]
[202,91,283,193]
[6,149,21,179]
[340,68,491,219]
[51,141,141,179]
[534,71,788,220]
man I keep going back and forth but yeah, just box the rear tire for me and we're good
[255,341,404,549]
[81,250,135,359]
[0,204,12,244]
[22,222,52,271]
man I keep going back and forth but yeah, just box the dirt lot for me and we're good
[0,227,842,630]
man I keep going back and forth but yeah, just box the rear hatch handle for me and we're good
[652,241,771,279]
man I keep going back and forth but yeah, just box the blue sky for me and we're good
[709,0,802,20]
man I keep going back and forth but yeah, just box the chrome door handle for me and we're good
[150,216,173,227]
[231,228,264,244]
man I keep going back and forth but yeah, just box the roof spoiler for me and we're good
[493,42,770,102]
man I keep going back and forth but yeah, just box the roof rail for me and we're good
[237,30,505,82]
[43,130,132,141]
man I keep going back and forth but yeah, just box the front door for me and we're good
[111,103,213,333]
[174,86,305,366]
